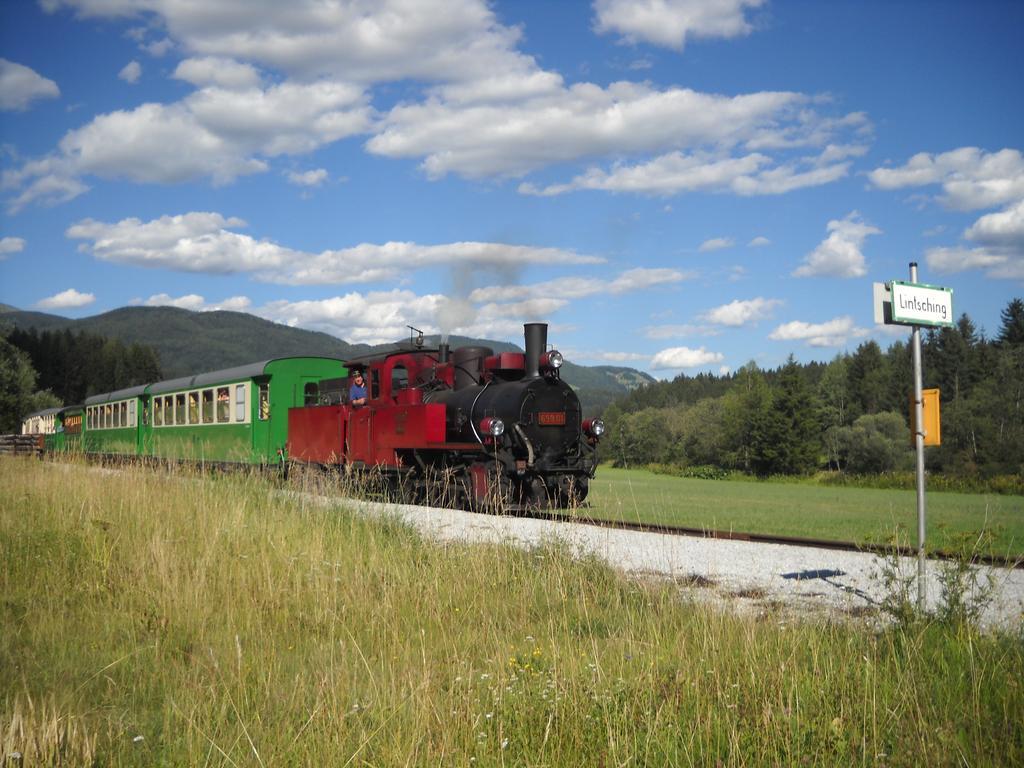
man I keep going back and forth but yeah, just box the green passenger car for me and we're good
[145,357,346,465]
[84,386,148,456]
[77,357,346,465]
[45,405,84,453]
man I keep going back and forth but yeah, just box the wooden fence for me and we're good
[0,434,44,456]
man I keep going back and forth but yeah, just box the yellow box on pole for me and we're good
[910,388,941,446]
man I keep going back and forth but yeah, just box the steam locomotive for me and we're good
[22,322,603,510]
[288,323,604,509]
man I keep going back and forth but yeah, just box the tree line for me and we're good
[601,298,1024,479]
[0,325,162,432]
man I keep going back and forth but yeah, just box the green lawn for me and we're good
[3,457,1024,765]
[586,467,1024,557]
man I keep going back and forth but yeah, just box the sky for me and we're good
[1,0,1022,378]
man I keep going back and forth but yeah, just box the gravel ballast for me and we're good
[345,498,1024,630]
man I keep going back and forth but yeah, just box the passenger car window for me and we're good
[176,394,186,425]
[217,387,230,422]
[258,384,270,420]
[202,389,214,424]
[235,384,246,422]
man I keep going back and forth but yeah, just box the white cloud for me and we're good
[594,0,764,51]
[55,103,269,184]
[144,38,174,57]
[286,168,328,187]
[519,143,858,198]
[650,345,724,369]
[1,160,90,213]
[747,236,770,247]
[793,211,880,278]
[141,293,252,311]
[376,85,809,180]
[925,245,1024,281]
[700,297,781,326]
[142,293,206,311]
[173,57,261,90]
[964,198,1024,249]
[871,147,1024,281]
[14,0,870,212]
[216,296,253,312]
[0,59,59,111]
[468,267,690,304]
[36,288,95,310]
[699,236,733,252]
[582,351,650,363]
[608,266,691,293]
[66,211,604,284]
[6,80,371,208]
[0,236,26,257]
[66,213,281,274]
[256,289,564,345]
[118,60,141,84]
[45,0,540,86]
[868,147,1024,211]
[769,315,866,347]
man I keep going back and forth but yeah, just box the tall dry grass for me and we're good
[1,456,1022,765]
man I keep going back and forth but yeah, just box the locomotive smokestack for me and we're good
[524,322,547,378]
[438,343,450,363]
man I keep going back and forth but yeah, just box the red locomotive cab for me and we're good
[338,351,458,469]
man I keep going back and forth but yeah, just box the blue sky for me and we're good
[1,0,1022,377]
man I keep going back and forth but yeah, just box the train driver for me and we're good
[349,371,367,407]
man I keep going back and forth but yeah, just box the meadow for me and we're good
[586,467,1024,558]
[2,456,1023,765]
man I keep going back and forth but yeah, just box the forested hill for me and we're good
[0,306,652,413]
[0,306,372,375]
[601,298,1024,481]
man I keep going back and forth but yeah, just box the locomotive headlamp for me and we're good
[480,416,505,437]
[583,418,606,438]
[540,350,564,370]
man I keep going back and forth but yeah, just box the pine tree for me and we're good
[847,341,891,418]
[762,357,819,475]
[997,298,1024,346]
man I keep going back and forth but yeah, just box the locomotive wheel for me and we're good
[551,474,588,509]
[389,471,422,506]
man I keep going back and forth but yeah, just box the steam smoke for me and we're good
[437,296,475,344]
[435,262,521,343]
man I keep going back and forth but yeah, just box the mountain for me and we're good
[1,306,653,413]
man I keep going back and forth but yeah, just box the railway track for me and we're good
[18,451,1023,571]
[517,507,1024,571]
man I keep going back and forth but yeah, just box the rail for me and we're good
[519,508,1024,571]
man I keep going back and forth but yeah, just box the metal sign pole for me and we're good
[910,262,927,610]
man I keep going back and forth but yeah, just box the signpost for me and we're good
[890,280,954,327]
[874,264,954,611]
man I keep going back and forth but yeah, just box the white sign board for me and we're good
[890,280,954,328]
[873,282,892,325]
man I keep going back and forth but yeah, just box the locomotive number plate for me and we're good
[538,412,566,426]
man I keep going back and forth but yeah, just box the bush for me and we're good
[819,470,1024,495]
[836,411,914,474]
[647,463,732,481]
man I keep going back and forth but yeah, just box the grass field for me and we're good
[2,456,1024,765]
[585,467,1024,558]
